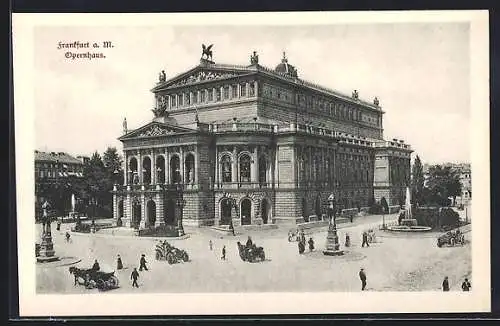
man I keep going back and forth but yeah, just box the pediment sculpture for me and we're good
[138,125,174,137]
[170,70,238,87]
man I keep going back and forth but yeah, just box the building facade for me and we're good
[112,50,412,229]
[34,150,85,218]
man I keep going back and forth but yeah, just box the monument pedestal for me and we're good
[323,224,344,256]
[37,233,60,263]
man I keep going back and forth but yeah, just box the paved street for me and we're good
[36,213,471,293]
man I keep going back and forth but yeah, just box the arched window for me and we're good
[156,156,165,184]
[142,157,151,184]
[129,157,138,184]
[170,156,181,183]
[239,154,251,182]
[221,155,232,183]
[185,154,195,183]
[258,156,267,184]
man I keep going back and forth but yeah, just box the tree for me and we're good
[411,155,425,205]
[103,146,124,186]
[426,165,462,206]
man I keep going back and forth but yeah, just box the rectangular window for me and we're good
[208,89,213,101]
[186,93,191,105]
[249,83,255,96]
[240,84,246,97]
[216,88,222,101]
[224,86,230,99]
[171,95,177,107]
[192,92,198,104]
[232,85,238,98]
[200,90,206,102]
[178,94,183,106]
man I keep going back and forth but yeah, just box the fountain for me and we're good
[386,187,432,232]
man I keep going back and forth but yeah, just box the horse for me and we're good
[69,266,91,286]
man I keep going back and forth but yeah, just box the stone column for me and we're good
[112,191,118,221]
[232,146,238,186]
[123,151,128,185]
[125,189,131,227]
[165,149,170,184]
[140,193,146,229]
[237,84,241,99]
[138,151,143,184]
[215,146,219,186]
[220,86,224,101]
[194,146,198,184]
[246,82,250,97]
[180,147,185,184]
[155,189,164,227]
[251,146,258,184]
[254,80,259,97]
[151,151,156,185]
[274,146,279,187]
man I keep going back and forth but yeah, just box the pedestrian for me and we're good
[56,219,61,231]
[209,240,213,251]
[139,254,148,271]
[361,231,370,247]
[131,267,139,288]
[65,231,71,243]
[246,236,253,248]
[92,259,100,271]
[229,220,235,236]
[350,213,354,223]
[359,268,367,291]
[221,245,226,260]
[308,237,315,252]
[298,240,305,254]
[442,276,450,291]
[461,278,471,291]
[116,254,123,270]
[345,233,351,247]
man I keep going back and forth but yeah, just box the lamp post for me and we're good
[323,193,344,256]
[176,184,185,236]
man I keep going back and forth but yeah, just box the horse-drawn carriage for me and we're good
[237,241,266,263]
[437,229,465,247]
[155,241,189,264]
[69,266,119,291]
[366,229,377,244]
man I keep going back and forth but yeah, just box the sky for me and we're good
[33,22,471,165]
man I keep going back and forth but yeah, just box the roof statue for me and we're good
[373,97,380,106]
[123,117,128,134]
[201,44,214,61]
[250,51,259,65]
[275,51,298,78]
[152,96,168,118]
[158,70,166,82]
[352,90,359,100]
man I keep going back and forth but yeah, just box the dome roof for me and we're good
[275,52,298,78]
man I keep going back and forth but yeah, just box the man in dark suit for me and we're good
[359,268,367,291]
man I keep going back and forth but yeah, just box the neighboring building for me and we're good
[34,150,84,218]
[112,50,412,229]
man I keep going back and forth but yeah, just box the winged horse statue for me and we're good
[201,44,214,61]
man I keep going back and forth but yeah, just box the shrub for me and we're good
[439,207,460,229]
[368,203,383,215]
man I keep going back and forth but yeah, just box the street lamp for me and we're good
[176,184,186,236]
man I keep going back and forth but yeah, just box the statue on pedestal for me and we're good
[250,51,259,65]
[352,90,359,100]
[159,70,166,82]
[373,97,380,106]
[123,118,128,134]
[201,44,214,61]
[41,200,52,236]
